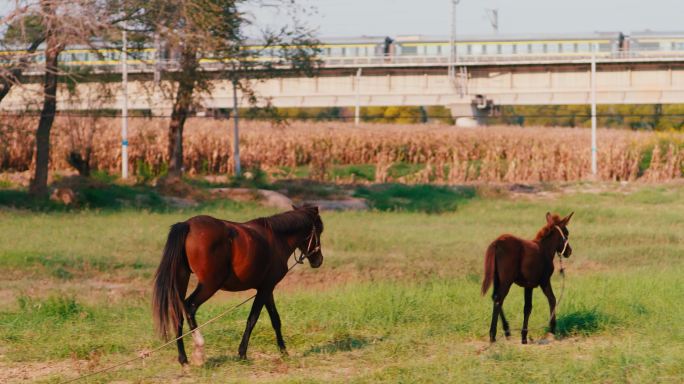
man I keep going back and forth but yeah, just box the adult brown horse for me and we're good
[481,212,573,344]
[152,205,324,366]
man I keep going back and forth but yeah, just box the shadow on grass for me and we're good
[555,308,612,338]
[304,335,376,356]
[203,354,245,368]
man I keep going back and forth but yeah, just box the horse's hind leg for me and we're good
[489,282,511,343]
[499,308,511,338]
[521,287,533,344]
[175,268,191,366]
[265,291,287,354]
[184,282,220,366]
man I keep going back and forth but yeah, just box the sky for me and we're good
[1,0,682,39]
[247,0,683,38]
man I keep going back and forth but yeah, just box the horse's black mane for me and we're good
[258,206,320,234]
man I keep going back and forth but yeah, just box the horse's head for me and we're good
[546,211,574,258]
[294,204,324,268]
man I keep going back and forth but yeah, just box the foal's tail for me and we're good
[153,222,190,340]
[481,241,498,296]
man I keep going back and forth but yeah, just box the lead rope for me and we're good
[60,229,319,384]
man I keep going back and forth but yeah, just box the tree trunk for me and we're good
[167,45,198,177]
[29,7,60,197]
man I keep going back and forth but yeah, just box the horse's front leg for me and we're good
[264,291,288,354]
[540,283,557,337]
[238,290,267,359]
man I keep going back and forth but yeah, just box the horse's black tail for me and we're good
[481,241,498,296]
[153,222,190,340]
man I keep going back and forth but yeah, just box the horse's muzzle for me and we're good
[309,254,323,268]
[562,244,572,258]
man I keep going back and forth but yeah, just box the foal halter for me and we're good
[554,225,569,274]
[294,225,321,264]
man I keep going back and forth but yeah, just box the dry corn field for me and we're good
[1,116,684,183]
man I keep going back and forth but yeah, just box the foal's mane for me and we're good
[259,206,319,234]
[534,213,562,241]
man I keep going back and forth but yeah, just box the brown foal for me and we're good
[481,212,573,344]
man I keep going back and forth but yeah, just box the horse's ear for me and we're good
[546,212,553,225]
[563,211,574,225]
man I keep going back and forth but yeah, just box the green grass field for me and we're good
[1,183,683,383]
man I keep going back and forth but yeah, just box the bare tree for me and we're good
[1,0,113,196]
[120,0,320,177]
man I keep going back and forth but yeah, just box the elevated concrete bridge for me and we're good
[2,53,684,125]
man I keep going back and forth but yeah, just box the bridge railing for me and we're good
[14,51,684,75]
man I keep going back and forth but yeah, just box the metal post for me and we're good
[354,68,362,125]
[448,0,460,83]
[232,79,241,176]
[591,43,597,176]
[121,22,129,180]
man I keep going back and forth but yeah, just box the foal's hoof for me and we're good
[522,339,528,345]
[279,348,289,356]
[238,353,247,360]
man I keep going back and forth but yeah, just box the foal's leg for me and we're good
[541,283,557,337]
[489,283,511,343]
[184,282,220,366]
[521,287,533,344]
[265,291,287,354]
[238,290,267,359]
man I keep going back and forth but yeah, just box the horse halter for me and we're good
[554,225,569,274]
[294,224,321,264]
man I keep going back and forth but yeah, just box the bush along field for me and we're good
[0,179,683,383]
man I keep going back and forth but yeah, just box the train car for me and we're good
[629,30,684,54]
[393,32,620,60]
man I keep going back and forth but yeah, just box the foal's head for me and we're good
[538,212,574,257]
[293,204,324,268]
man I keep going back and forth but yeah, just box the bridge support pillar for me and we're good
[449,95,495,127]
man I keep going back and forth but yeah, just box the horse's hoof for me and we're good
[280,348,289,356]
[181,363,191,375]
[522,339,528,344]
[191,350,205,366]
[238,353,247,360]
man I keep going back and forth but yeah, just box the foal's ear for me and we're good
[292,204,299,210]
[546,211,553,225]
[562,211,574,225]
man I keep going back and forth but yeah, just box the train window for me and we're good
[675,42,684,51]
[481,44,487,54]
[497,45,502,54]
[436,45,442,55]
[401,46,417,56]
[325,48,331,56]
[341,47,346,56]
[423,46,427,55]
[527,44,533,54]
[542,44,547,53]
[512,44,517,54]
[467,45,472,55]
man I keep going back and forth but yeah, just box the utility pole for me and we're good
[121,21,129,180]
[485,9,499,34]
[355,68,362,125]
[590,43,598,176]
[231,79,241,176]
[448,0,460,84]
